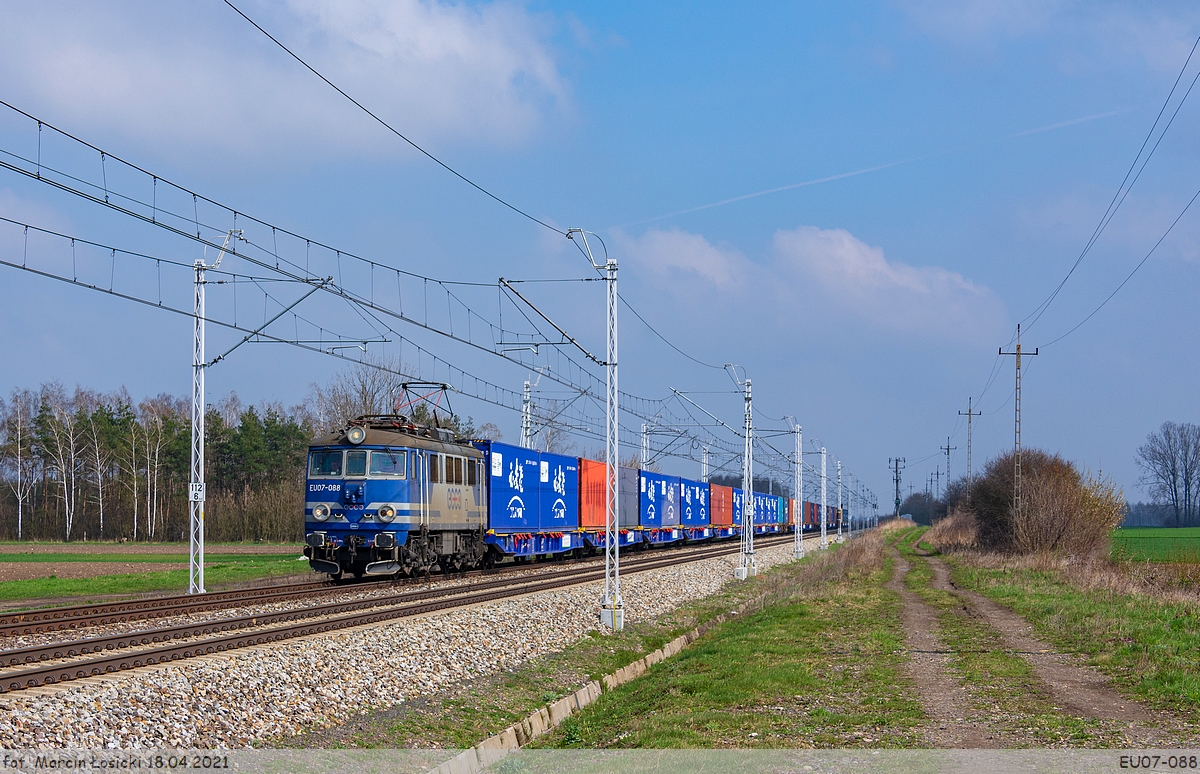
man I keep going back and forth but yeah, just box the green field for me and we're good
[1111,527,1200,563]
[0,553,297,564]
[0,554,311,602]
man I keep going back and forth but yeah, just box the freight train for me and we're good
[302,415,842,578]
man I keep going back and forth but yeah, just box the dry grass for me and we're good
[925,509,978,551]
[931,545,1200,604]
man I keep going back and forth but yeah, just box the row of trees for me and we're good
[0,384,310,542]
[0,357,507,543]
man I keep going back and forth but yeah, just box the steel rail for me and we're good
[0,535,795,693]
[0,532,775,638]
[0,538,771,667]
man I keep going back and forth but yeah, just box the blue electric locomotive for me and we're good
[302,415,488,578]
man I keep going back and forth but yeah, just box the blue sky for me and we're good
[2,0,1199,508]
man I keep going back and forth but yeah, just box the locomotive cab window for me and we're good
[308,450,342,477]
[346,450,367,477]
[370,450,407,478]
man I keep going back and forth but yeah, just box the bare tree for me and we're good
[36,384,84,541]
[1,389,38,539]
[306,355,416,433]
[1136,421,1200,527]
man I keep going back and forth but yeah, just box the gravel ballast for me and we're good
[0,542,803,748]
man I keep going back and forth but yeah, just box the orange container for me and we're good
[710,484,733,526]
[787,498,796,526]
[579,458,609,529]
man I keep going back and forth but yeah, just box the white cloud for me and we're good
[902,0,1063,42]
[615,224,1005,344]
[614,227,746,286]
[899,1,1198,73]
[773,226,1006,341]
[0,0,568,162]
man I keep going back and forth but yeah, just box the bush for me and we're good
[962,448,1122,557]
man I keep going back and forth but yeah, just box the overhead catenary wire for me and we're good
[220,0,565,237]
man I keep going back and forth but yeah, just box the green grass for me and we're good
[0,552,299,563]
[533,552,924,749]
[946,555,1200,722]
[0,555,311,601]
[1111,527,1200,563]
[283,552,839,750]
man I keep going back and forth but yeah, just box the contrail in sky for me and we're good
[618,109,1131,229]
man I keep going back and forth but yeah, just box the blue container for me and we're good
[639,471,682,528]
[538,451,579,531]
[753,492,777,525]
[473,440,541,533]
[679,479,709,527]
[732,488,744,526]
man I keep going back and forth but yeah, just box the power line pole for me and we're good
[1000,323,1038,523]
[958,397,981,482]
[889,457,905,519]
[570,229,623,631]
[942,438,956,484]
[641,423,651,468]
[701,445,709,483]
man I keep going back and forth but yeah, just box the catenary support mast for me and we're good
[820,447,828,549]
[737,378,756,579]
[570,229,622,630]
[794,424,803,558]
[836,460,843,539]
[190,229,242,594]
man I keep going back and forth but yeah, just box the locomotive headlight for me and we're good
[377,505,396,523]
[312,504,331,521]
[346,426,367,445]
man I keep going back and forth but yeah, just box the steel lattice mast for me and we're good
[820,447,828,549]
[189,229,242,594]
[793,424,804,559]
[837,460,843,540]
[737,378,756,579]
[570,229,623,630]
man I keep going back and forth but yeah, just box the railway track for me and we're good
[0,534,793,638]
[0,534,797,693]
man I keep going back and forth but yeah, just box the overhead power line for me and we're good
[220,0,564,236]
[1021,34,1200,335]
[1043,185,1200,347]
